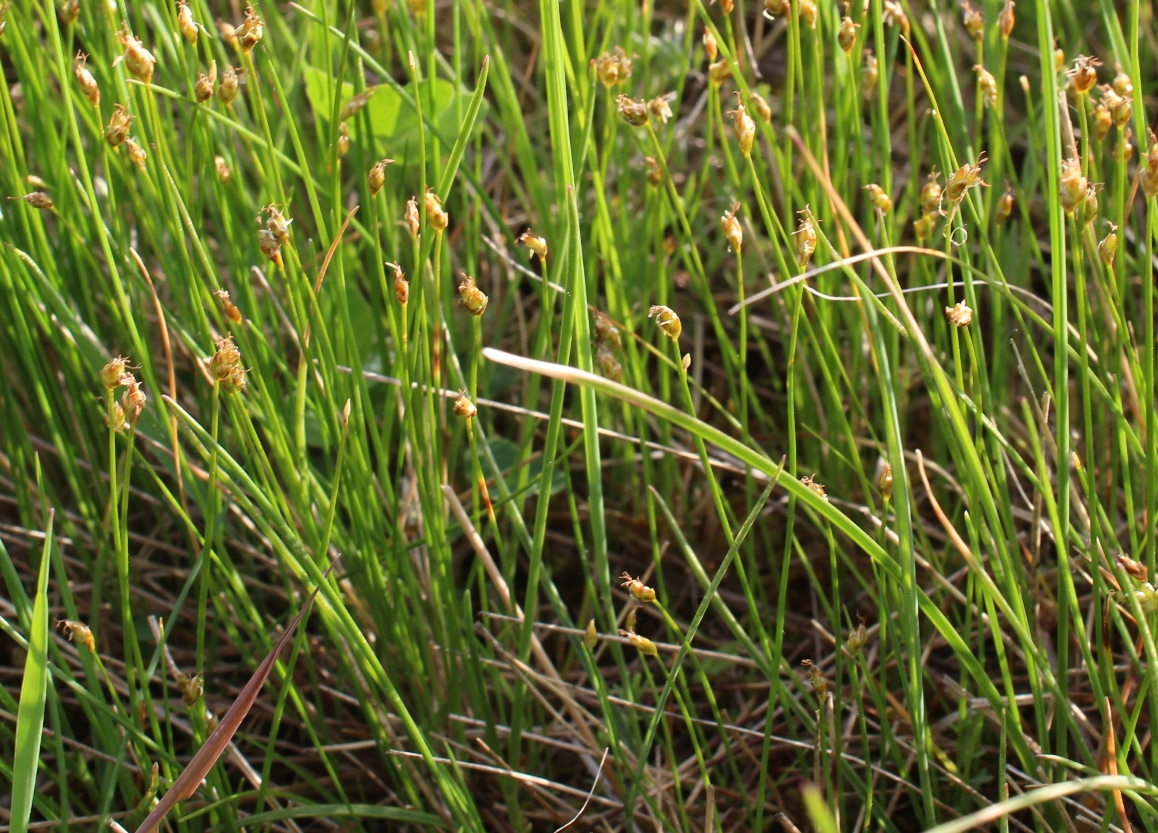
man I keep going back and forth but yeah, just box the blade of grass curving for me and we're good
[10,510,54,833]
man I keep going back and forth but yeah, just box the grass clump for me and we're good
[2,0,1158,830]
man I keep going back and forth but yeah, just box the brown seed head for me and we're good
[750,91,772,123]
[518,229,549,262]
[341,88,376,121]
[920,171,943,216]
[708,59,731,86]
[1092,100,1111,142]
[194,61,217,103]
[387,261,409,305]
[945,154,987,204]
[596,341,622,381]
[215,155,232,182]
[975,64,997,109]
[217,18,238,47]
[405,196,421,238]
[961,1,983,40]
[1098,223,1118,268]
[59,0,79,27]
[337,122,350,157]
[1112,68,1133,97]
[645,156,663,187]
[763,0,790,18]
[236,6,263,51]
[730,98,755,156]
[1083,183,1100,226]
[878,461,894,501]
[1068,55,1100,95]
[75,52,100,106]
[125,137,147,169]
[100,356,131,389]
[120,377,147,426]
[802,473,827,500]
[799,0,817,27]
[864,183,892,214]
[215,289,243,323]
[11,191,54,210]
[648,94,674,125]
[593,46,632,88]
[802,659,828,696]
[218,64,239,105]
[794,209,817,269]
[995,184,1014,224]
[863,49,879,97]
[846,615,869,656]
[261,204,292,245]
[209,334,246,392]
[721,0,734,14]
[620,629,659,657]
[368,157,394,196]
[1058,157,1086,214]
[258,227,282,267]
[913,212,936,242]
[882,0,909,34]
[1118,554,1150,583]
[997,0,1014,38]
[57,619,96,651]
[702,27,718,62]
[620,572,657,603]
[593,309,622,349]
[616,94,649,126]
[453,390,477,420]
[838,16,859,53]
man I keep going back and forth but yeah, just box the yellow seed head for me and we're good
[730,99,755,156]
[453,390,477,420]
[1098,223,1118,268]
[975,64,997,109]
[177,1,198,44]
[878,460,894,501]
[518,229,549,262]
[262,204,292,245]
[945,154,987,205]
[1068,55,1100,95]
[100,356,131,389]
[702,27,718,62]
[120,377,147,426]
[721,0,734,14]
[117,22,156,84]
[75,52,100,106]
[209,334,246,392]
[721,201,743,253]
[194,61,217,103]
[838,16,858,53]
[995,185,1014,225]
[763,0,790,19]
[104,104,133,148]
[368,158,394,196]
[708,59,731,87]
[337,122,350,158]
[620,629,659,657]
[864,183,892,214]
[341,88,376,121]
[258,227,282,267]
[57,619,96,651]
[645,156,663,187]
[1092,101,1111,142]
[919,172,943,216]
[1083,183,1099,226]
[945,300,974,327]
[215,155,232,182]
[593,309,622,348]
[913,212,936,243]
[803,659,828,696]
[425,189,449,231]
[751,91,772,123]
[236,6,263,51]
[648,94,674,125]
[1058,157,1086,214]
[11,191,54,210]
[961,1,983,40]
[584,619,598,651]
[1113,130,1134,163]
[595,341,622,381]
[802,473,827,500]
[218,65,240,105]
[405,196,421,238]
[217,18,238,47]
[846,615,869,656]
[177,673,203,708]
[794,210,817,269]
[58,0,79,26]
[997,0,1014,38]
[648,305,682,340]
[862,50,878,98]
[594,46,632,88]
[458,273,488,316]
[799,0,817,27]
[621,572,656,603]
[1112,68,1133,97]
[882,0,909,34]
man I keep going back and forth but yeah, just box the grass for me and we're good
[1,0,1158,829]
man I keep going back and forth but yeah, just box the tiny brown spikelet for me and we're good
[214,289,242,323]
[218,65,240,105]
[236,5,263,51]
[104,104,133,148]
[75,52,100,106]
[721,201,743,253]
[177,1,198,44]
[116,22,156,84]
[458,273,488,316]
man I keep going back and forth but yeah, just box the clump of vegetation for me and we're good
[2,0,1158,830]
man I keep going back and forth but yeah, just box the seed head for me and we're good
[425,189,449,231]
[1098,223,1118,268]
[336,122,350,157]
[794,209,817,269]
[644,156,663,187]
[975,64,997,109]
[194,61,217,103]
[368,157,394,196]
[593,309,622,348]
[120,377,147,426]
[105,104,133,148]
[1054,45,1065,73]
[882,0,910,35]
[945,154,987,205]
[721,201,743,253]
[1067,55,1100,95]
[57,619,95,651]
[593,46,632,88]
[961,1,983,40]
[1082,183,1100,226]
[616,94,649,127]
[177,673,203,708]
[997,0,1014,38]
[648,305,682,340]
[838,15,859,53]
[217,19,238,47]
[799,0,817,28]
[1112,68,1133,97]
[801,473,827,500]
[584,619,598,651]
[1113,129,1134,162]
[125,137,147,170]
[215,155,232,182]
[1092,100,1111,142]
[1058,157,1086,214]
[750,91,772,123]
[236,6,263,51]
[878,460,894,501]
[721,0,734,14]
[863,50,878,97]
[341,88,376,121]
[518,229,549,262]
[708,59,731,87]
[1118,554,1150,583]
[100,356,132,389]
[1102,85,1132,128]
[387,261,409,305]
[702,28,718,62]
[596,341,622,381]
[620,572,657,603]
[453,390,477,420]
[10,191,54,210]
[59,0,79,27]
[215,289,243,323]
[116,22,156,84]
[75,52,100,106]
[913,212,936,243]
[261,204,292,245]
[864,183,892,214]
[802,659,828,696]
[458,273,488,316]
[620,629,658,657]
[763,0,790,19]
[945,300,973,327]
[407,0,426,17]
[258,227,282,268]
[729,98,755,156]
[209,334,246,393]
[218,65,239,105]
[405,196,421,238]
[648,94,674,125]
[995,184,1014,224]
[919,171,943,216]
[177,1,198,44]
